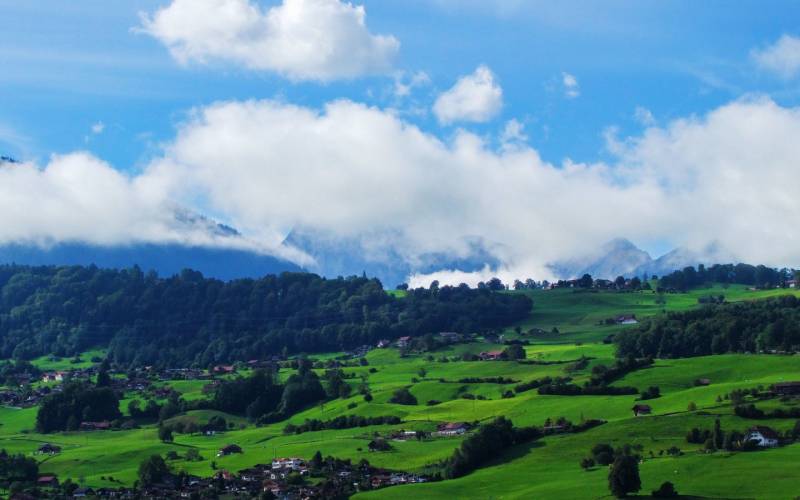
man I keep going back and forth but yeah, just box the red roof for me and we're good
[750,426,780,440]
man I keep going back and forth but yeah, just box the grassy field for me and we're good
[2,285,800,498]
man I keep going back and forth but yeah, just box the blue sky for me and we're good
[2,0,800,283]
[3,0,798,169]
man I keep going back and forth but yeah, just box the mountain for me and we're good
[284,229,501,288]
[549,238,735,280]
[0,242,302,281]
[549,238,653,280]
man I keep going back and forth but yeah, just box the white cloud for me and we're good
[138,0,399,82]
[7,96,800,286]
[91,122,105,135]
[500,119,528,145]
[752,34,800,79]
[562,72,580,98]
[433,65,503,124]
[393,71,431,98]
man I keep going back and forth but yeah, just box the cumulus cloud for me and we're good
[138,0,399,81]
[634,107,655,127]
[6,96,800,285]
[433,65,503,124]
[752,34,800,79]
[562,72,580,98]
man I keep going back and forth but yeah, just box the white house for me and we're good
[746,426,779,448]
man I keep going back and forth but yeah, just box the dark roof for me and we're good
[632,404,651,411]
[750,426,780,440]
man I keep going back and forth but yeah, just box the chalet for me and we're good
[632,404,651,416]
[436,422,469,436]
[377,339,391,349]
[37,443,62,455]
[479,350,504,361]
[396,336,412,348]
[746,426,780,447]
[271,457,304,470]
[217,444,243,457]
[41,371,67,383]
[616,314,638,325]
[36,475,58,487]
[773,381,800,396]
[212,365,236,375]
[80,421,111,431]
[437,332,462,344]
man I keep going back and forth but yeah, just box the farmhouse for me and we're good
[377,339,391,348]
[36,443,61,455]
[479,350,504,361]
[436,422,469,436]
[632,404,651,416]
[746,426,780,447]
[396,336,412,348]
[773,381,800,396]
[616,314,638,325]
[217,444,243,457]
[80,421,111,431]
[36,475,58,487]
[271,457,304,470]
[212,365,236,375]
[437,332,462,344]
[41,371,67,383]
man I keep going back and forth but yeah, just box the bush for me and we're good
[652,481,678,498]
[389,388,417,406]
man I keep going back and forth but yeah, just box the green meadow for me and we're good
[2,285,800,498]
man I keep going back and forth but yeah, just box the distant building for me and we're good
[36,475,59,487]
[377,339,391,349]
[746,426,779,447]
[616,314,638,325]
[41,371,67,383]
[437,332,462,344]
[479,350,504,361]
[80,421,111,431]
[436,422,469,436]
[217,444,243,457]
[36,443,61,455]
[396,336,412,348]
[632,404,651,416]
[773,381,800,396]
[212,365,236,375]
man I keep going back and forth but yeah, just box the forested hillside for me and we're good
[0,265,531,367]
[616,295,800,358]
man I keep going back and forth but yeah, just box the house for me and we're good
[695,378,711,386]
[616,314,638,325]
[37,443,62,455]
[773,381,800,396]
[80,421,111,431]
[37,475,59,487]
[437,332,462,344]
[41,371,67,383]
[632,404,651,416]
[73,487,94,498]
[436,422,469,436]
[217,444,243,457]
[212,365,236,375]
[479,350,504,361]
[396,336,412,348]
[377,339,391,349]
[746,426,780,447]
[271,457,304,470]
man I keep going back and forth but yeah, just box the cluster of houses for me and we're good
[378,332,466,350]
[29,454,429,499]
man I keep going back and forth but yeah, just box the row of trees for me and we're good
[658,264,796,291]
[616,295,800,358]
[35,382,121,433]
[0,265,531,366]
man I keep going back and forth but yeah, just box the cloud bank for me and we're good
[139,0,399,81]
[6,96,800,285]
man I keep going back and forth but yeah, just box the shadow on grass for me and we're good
[480,440,546,469]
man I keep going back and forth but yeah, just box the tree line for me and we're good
[658,263,796,292]
[0,265,531,367]
[616,295,800,358]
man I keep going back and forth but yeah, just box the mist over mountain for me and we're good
[549,238,733,280]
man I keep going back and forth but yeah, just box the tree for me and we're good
[651,481,678,498]
[388,387,417,406]
[580,457,595,469]
[158,425,174,443]
[591,443,615,466]
[185,448,201,462]
[608,454,641,498]
[579,274,594,288]
[138,455,169,486]
[687,401,697,412]
[96,369,111,388]
[502,344,526,360]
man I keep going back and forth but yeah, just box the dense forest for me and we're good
[616,295,800,358]
[0,265,531,367]
[658,263,795,291]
